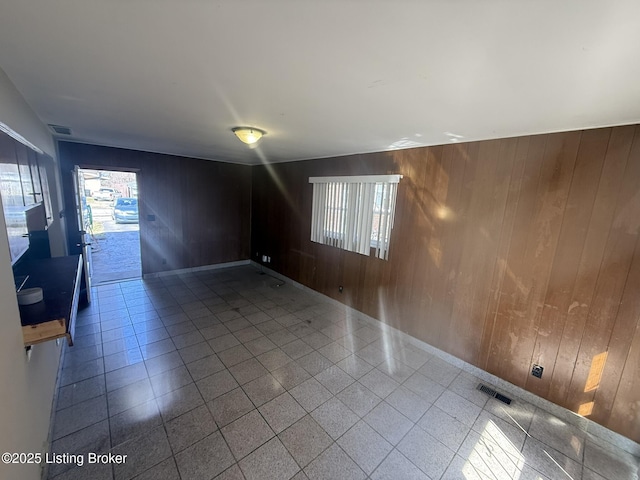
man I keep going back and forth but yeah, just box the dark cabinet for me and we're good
[0,133,53,213]
[0,133,22,208]
[1,131,54,262]
[15,143,37,206]
[28,149,42,203]
[37,155,53,225]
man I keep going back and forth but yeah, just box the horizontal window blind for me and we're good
[309,174,401,260]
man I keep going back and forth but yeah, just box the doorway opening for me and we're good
[78,168,141,284]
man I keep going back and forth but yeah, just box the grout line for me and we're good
[542,448,576,480]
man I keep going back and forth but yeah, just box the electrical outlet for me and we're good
[262,255,267,262]
[338,285,343,293]
[267,256,271,263]
[531,364,544,378]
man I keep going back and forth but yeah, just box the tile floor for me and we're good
[47,266,639,480]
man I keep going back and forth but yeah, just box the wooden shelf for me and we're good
[16,255,83,347]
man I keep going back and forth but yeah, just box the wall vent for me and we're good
[477,383,512,405]
[48,124,72,135]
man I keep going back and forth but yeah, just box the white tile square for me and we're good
[314,366,354,394]
[259,392,306,433]
[304,444,366,480]
[221,410,275,460]
[290,378,332,413]
[335,382,381,418]
[337,421,392,475]
[364,401,413,446]
[398,425,455,479]
[279,415,333,468]
[310,397,359,440]
[371,449,429,480]
[239,437,300,480]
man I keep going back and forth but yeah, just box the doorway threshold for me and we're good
[92,269,141,285]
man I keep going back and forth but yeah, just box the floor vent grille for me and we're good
[477,384,512,405]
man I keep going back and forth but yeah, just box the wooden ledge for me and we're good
[17,255,82,347]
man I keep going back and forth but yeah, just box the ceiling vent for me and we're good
[48,124,72,135]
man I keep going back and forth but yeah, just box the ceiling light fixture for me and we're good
[232,127,266,145]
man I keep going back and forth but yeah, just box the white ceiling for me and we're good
[0,1,639,165]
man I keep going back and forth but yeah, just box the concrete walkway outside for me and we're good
[89,230,141,284]
[88,202,141,284]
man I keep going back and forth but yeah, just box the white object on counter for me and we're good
[17,287,43,305]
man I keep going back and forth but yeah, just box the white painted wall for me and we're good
[0,69,54,157]
[0,68,63,480]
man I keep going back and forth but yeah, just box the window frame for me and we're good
[309,174,402,260]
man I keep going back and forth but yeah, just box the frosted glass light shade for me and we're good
[232,127,265,145]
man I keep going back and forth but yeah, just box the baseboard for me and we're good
[143,259,251,279]
[251,261,640,458]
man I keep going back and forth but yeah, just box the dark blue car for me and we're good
[112,197,139,224]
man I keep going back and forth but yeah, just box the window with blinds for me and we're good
[309,174,402,260]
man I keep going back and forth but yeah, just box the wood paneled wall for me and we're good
[251,125,640,442]
[59,142,251,275]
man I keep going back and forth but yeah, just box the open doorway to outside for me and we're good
[78,168,141,284]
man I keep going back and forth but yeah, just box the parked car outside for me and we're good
[94,188,118,201]
[112,197,139,224]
